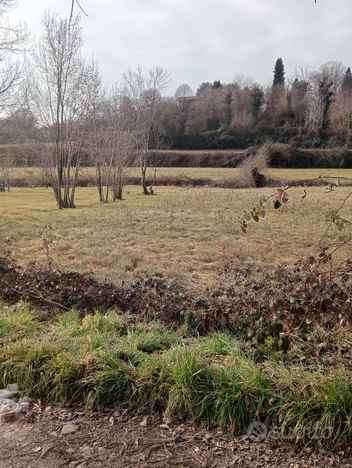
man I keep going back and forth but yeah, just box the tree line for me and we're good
[1,4,352,208]
[168,58,352,151]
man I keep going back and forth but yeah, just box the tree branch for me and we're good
[70,0,89,27]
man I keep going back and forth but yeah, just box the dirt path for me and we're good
[1,407,352,468]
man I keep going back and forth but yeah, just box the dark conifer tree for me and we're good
[319,78,333,130]
[342,67,352,93]
[212,80,222,89]
[251,86,264,122]
[273,58,285,86]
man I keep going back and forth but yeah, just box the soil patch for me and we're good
[1,407,352,468]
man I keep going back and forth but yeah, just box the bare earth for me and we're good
[1,408,352,468]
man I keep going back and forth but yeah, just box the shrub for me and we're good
[236,149,269,187]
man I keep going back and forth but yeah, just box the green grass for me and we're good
[1,301,352,448]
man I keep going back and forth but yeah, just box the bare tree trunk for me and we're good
[105,152,115,203]
[93,119,104,202]
[114,166,123,201]
[69,164,79,208]
[56,143,62,210]
[141,153,149,195]
[96,162,104,201]
[0,152,16,192]
[64,162,71,208]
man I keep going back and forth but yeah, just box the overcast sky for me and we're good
[8,0,352,95]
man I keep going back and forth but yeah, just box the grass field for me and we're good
[1,174,352,290]
[10,165,352,182]
[83,166,352,181]
[1,168,352,446]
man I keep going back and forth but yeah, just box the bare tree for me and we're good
[0,1,30,103]
[317,61,346,96]
[329,94,352,143]
[121,65,171,195]
[229,76,257,131]
[29,12,98,209]
[329,71,352,144]
[174,84,194,135]
[306,62,345,134]
[0,150,15,191]
[87,81,105,202]
[174,83,193,101]
[0,0,31,131]
[89,84,136,202]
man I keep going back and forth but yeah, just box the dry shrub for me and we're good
[260,141,294,167]
[236,151,269,188]
[233,140,296,188]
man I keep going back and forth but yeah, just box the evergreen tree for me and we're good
[273,58,285,86]
[196,81,212,96]
[319,78,333,130]
[342,67,352,93]
[291,78,310,122]
[222,88,233,127]
[212,80,222,89]
[292,77,310,96]
[250,85,264,122]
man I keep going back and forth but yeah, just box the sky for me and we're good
[8,0,352,96]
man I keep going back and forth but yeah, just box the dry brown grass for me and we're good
[1,181,352,292]
[9,166,352,184]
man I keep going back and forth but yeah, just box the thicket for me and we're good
[1,251,350,357]
[242,143,352,169]
[151,144,352,170]
[170,129,350,152]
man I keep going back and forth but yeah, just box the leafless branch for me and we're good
[69,0,89,27]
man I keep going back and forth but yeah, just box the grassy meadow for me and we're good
[80,166,352,182]
[1,172,352,290]
[1,167,352,446]
[11,165,352,183]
